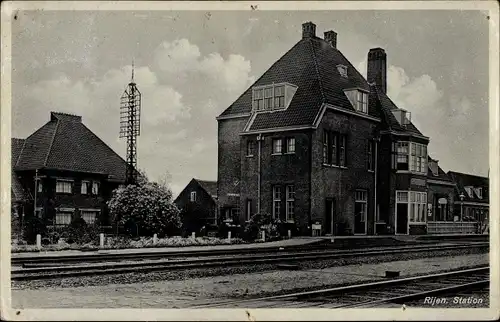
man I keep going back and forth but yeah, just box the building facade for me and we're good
[174,178,218,226]
[11,112,128,229]
[216,22,489,236]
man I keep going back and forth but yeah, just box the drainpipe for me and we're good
[257,134,263,214]
[33,169,39,219]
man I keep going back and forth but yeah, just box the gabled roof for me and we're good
[448,171,489,203]
[219,35,378,131]
[11,138,28,202]
[196,179,218,198]
[427,156,453,183]
[370,85,426,138]
[14,112,128,182]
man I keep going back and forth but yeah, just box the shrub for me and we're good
[243,213,282,241]
[23,216,47,244]
[108,180,182,237]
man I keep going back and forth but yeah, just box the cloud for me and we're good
[20,38,255,197]
[357,60,487,176]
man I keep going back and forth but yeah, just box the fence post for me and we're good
[288,230,291,239]
[99,233,105,248]
[153,233,158,245]
[261,230,265,242]
[227,231,231,242]
[36,234,41,250]
[191,232,196,239]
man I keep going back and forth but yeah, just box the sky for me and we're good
[11,9,490,197]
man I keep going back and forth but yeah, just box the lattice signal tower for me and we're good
[120,62,141,185]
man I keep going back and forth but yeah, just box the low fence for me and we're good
[427,221,479,234]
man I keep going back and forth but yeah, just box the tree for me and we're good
[107,179,182,237]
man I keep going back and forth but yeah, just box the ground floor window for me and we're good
[396,191,427,234]
[55,212,72,225]
[354,190,368,234]
[246,199,252,222]
[272,185,282,218]
[81,211,98,224]
[286,185,295,222]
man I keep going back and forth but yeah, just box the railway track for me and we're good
[11,242,488,281]
[192,266,489,308]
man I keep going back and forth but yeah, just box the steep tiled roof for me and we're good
[14,112,128,182]
[371,85,426,137]
[11,138,27,202]
[219,36,376,131]
[196,179,218,198]
[427,156,453,182]
[448,171,489,203]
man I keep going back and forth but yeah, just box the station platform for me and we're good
[10,237,321,259]
[10,234,487,260]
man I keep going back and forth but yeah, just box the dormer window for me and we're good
[392,109,411,126]
[252,83,297,112]
[475,187,483,199]
[344,89,368,114]
[464,186,473,198]
[337,64,348,78]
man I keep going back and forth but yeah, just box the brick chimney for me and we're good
[367,48,387,94]
[324,30,337,48]
[302,22,316,39]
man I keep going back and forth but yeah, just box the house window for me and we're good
[476,187,483,199]
[356,91,368,113]
[323,131,329,164]
[252,83,295,111]
[92,182,100,195]
[37,181,43,193]
[274,85,285,108]
[396,142,409,170]
[81,181,90,195]
[464,186,473,198]
[367,140,375,171]
[55,212,72,225]
[231,208,240,221]
[337,64,348,78]
[339,135,346,167]
[81,211,98,224]
[273,185,282,219]
[286,185,295,222]
[355,190,368,223]
[323,131,346,167]
[398,191,427,224]
[409,143,427,173]
[253,88,264,111]
[190,191,197,202]
[246,199,252,222]
[272,139,282,154]
[56,180,73,194]
[286,138,295,154]
[264,87,273,109]
[247,141,255,156]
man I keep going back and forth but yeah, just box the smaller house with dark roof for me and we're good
[448,171,489,233]
[12,112,128,229]
[174,178,218,228]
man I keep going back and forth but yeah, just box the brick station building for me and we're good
[216,22,488,236]
[11,112,128,229]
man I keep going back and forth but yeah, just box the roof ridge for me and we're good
[44,119,60,167]
[308,38,326,103]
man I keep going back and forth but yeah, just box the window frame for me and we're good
[81,180,90,195]
[286,137,295,154]
[56,179,73,194]
[246,199,252,222]
[355,190,368,223]
[322,131,346,167]
[286,185,295,222]
[246,140,255,157]
[272,185,282,219]
[55,212,72,226]
[356,91,368,113]
[272,138,283,155]
[91,181,100,195]
[396,190,427,225]
[190,191,197,202]
[367,140,375,171]
[252,83,293,112]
